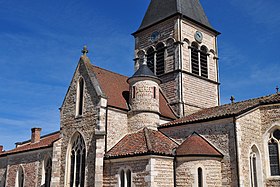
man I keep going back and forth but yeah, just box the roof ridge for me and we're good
[201,93,275,111]
[89,63,129,79]
[144,128,153,152]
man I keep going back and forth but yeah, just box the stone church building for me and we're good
[1,0,280,186]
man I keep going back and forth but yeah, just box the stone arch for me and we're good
[65,131,87,187]
[183,38,190,46]
[249,145,263,187]
[166,37,176,46]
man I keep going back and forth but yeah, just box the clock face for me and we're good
[151,31,160,42]
[194,31,203,43]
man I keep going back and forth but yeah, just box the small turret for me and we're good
[127,61,161,132]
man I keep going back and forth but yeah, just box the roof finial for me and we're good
[81,45,89,56]
[230,96,235,104]
[276,86,279,94]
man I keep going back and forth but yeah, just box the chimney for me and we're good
[31,128,42,143]
[0,145,3,153]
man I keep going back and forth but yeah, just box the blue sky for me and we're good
[0,0,279,150]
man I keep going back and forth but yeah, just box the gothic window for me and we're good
[119,169,132,187]
[147,47,155,73]
[250,145,262,186]
[191,42,199,75]
[250,153,258,187]
[45,158,52,187]
[156,43,165,75]
[16,166,24,187]
[69,133,86,187]
[198,167,203,187]
[76,78,85,116]
[268,129,280,176]
[200,46,208,78]
[153,87,156,99]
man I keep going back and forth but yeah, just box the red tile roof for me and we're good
[0,132,60,156]
[176,132,223,157]
[105,128,178,158]
[86,63,177,119]
[160,94,280,128]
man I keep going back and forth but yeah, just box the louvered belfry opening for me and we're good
[191,42,199,75]
[147,47,155,73]
[156,43,165,75]
[200,45,208,78]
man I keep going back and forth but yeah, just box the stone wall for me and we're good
[260,104,280,186]
[4,148,52,187]
[103,156,174,187]
[182,73,219,114]
[51,138,62,187]
[0,157,7,187]
[235,104,280,187]
[159,118,239,186]
[103,158,149,187]
[181,19,217,79]
[106,108,128,151]
[176,158,222,187]
[60,60,104,187]
[151,157,174,186]
[236,109,263,186]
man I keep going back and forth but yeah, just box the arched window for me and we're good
[268,129,280,176]
[250,145,262,187]
[198,167,203,187]
[76,78,85,116]
[119,169,132,187]
[200,46,208,78]
[126,169,132,187]
[45,158,52,187]
[156,43,165,75]
[250,153,258,187]
[69,133,86,187]
[147,47,155,74]
[16,166,24,187]
[191,42,199,75]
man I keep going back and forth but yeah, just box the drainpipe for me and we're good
[233,117,241,186]
[178,15,184,117]
[173,156,177,187]
[105,105,108,152]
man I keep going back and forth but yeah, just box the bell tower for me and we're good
[133,0,220,117]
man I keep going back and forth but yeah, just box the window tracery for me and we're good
[268,129,280,176]
[69,133,86,187]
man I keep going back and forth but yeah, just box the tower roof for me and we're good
[132,62,157,78]
[136,0,216,33]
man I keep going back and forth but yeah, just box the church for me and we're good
[1,0,280,186]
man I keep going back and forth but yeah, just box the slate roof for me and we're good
[131,62,159,79]
[160,94,280,128]
[0,132,60,156]
[105,128,178,158]
[176,132,223,157]
[85,62,177,119]
[136,0,216,33]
